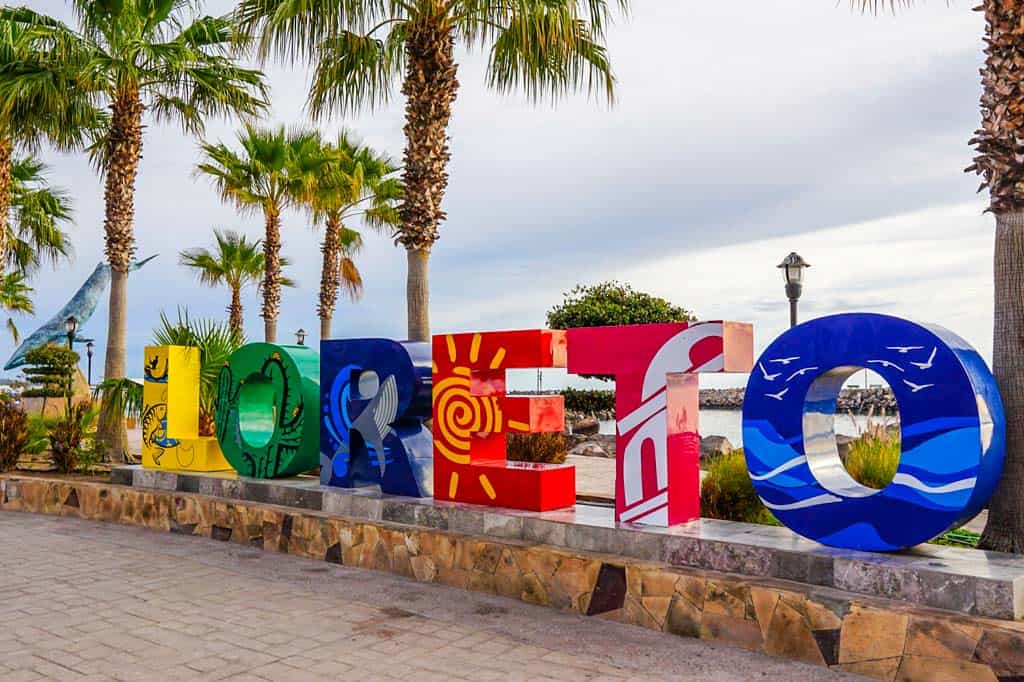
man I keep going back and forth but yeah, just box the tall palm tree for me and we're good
[308,132,401,338]
[8,155,73,278]
[180,229,295,337]
[9,3,268,460]
[850,1,1024,552]
[196,125,329,342]
[0,13,102,273]
[236,0,625,341]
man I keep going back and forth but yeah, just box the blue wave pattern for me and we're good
[741,314,1005,551]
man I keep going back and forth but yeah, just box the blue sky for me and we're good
[15,1,992,389]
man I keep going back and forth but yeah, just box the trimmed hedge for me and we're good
[563,388,615,415]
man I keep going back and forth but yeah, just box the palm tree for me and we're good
[180,230,295,337]
[9,4,268,461]
[236,0,624,341]
[0,13,102,272]
[0,271,33,343]
[196,125,329,342]
[308,132,401,338]
[849,1,1024,552]
[8,155,73,278]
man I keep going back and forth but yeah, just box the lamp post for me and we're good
[777,252,810,328]
[64,315,78,349]
[295,328,307,346]
[86,341,94,386]
[63,316,78,415]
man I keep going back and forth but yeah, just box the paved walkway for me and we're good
[0,512,861,681]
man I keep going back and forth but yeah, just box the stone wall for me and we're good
[0,474,1021,680]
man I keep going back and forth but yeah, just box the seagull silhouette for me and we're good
[910,347,937,370]
[903,379,935,393]
[867,359,905,372]
[758,362,781,381]
[769,356,801,365]
[786,366,819,382]
[886,346,924,354]
[765,387,790,401]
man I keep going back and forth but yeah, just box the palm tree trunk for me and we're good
[981,211,1024,552]
[228,285,243,337]
[972,1,1024,553]
[399,20,458,342]
[407,248,430,343]
[318,214,342,340]
[0,138,12,273]
[95,92,143,462]
[261,206,282,343]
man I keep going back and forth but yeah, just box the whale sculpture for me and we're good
[4,255,157,370]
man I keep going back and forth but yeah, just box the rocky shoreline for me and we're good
[699,387,897,413]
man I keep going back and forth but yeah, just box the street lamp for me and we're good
[777,252,810,328]
[64,315,78,349]
[295,328,307,346]
[63,316,78,415]
[86,341,94,386]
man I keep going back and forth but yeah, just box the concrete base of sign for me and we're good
[109,465,1024,622]
[2,470,1023,680]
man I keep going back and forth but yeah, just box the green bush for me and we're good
[845,429,899,490]
[546,282,693,381]
[563,388,615,415]
[48,403,97,474]
[506,432,568,464]
[700,450,777,525]
[25,414,58,455]
[0,400,28,471]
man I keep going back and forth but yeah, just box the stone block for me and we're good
[482,512,523,539]
[521,518,567,547]
[763,598,826,666]
[839,607,908,664]
[322,491,354,516]
[700,612,763,652]
[894,655,998,682]
[834,657,901,681]
[904,616,982,662]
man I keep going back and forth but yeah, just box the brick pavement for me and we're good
[0,511,861,681]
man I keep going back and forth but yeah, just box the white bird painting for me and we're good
[886,346,924,354]
[867,359,905,372]
[903,379,935,393]
[769,356,801,365]
[758,362,781,381]
[786,366,819,382]
[910,347,938,371]
[765,387,790,401]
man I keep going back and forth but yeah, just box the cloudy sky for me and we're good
[16,1,990,389]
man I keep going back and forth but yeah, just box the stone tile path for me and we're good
[0,512,860,681]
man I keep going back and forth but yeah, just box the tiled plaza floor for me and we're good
[0,512,863,681]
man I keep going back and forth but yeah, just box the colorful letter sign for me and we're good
[743,313,1005,551]
[568,322,753,526]
[214,343,320,478]
[141,345,230,472]
[320,339,433,497]
[432,330,575,511]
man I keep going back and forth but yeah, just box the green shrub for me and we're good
[0,400,28,471]
[25,414,58,455]
[700,450,777,525]
[546,282,693,381]
[563,388,615,415]
[48,403,97,474]
[506,432,568,464]
[845,429,899,490]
